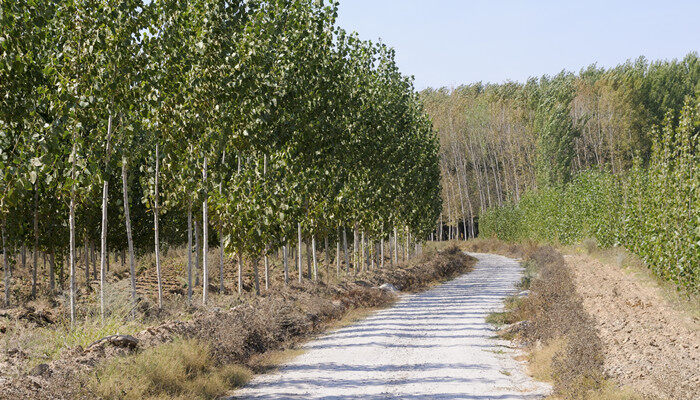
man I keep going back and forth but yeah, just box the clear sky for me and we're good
[335,0,700,90]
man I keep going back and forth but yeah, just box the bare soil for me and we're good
[564,253,700,399]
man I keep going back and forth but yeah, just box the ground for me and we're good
[564,251,700,399]
[232,253,551,399]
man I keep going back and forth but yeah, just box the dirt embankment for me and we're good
[0,246,475,400]
[565,253,700,399]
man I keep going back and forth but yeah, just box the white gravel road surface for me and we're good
[233,253,551,400]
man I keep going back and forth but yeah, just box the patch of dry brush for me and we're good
[1,246,474,399]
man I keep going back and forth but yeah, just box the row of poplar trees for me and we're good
[423,54,699,239]
[0,0,443,322]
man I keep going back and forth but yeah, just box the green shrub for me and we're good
[481,99,699,293]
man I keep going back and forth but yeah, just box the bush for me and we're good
[91,338,251,400]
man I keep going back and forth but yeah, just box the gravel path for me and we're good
[233,253,551,400]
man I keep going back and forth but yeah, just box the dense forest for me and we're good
[424,53,699,291]
[0,0,441,320]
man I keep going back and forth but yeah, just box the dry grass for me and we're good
[3,245,476,399]
[90,338,251,400]
[527,338,566,382]
[480,241,647,400]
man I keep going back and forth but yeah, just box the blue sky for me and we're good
[336,0,700,89]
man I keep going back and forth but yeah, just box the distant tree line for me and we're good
[425,54,698,291]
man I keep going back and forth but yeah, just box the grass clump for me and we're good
[91,338,251,400]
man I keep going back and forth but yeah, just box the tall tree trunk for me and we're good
[195,219,200,287]
[122,158,137,318]
[264,248,269,291]
[237,253,242,294]
[49,251,55,293]
[69,188,76,324]
[312,236,317,281]
[100,174,108,317]
[84,234,89,290]
[202,156,208,305]
[342,228,349,273]
[154,142,162,309]
[187,203,193,305]
[297,222,302,282]
[283,240,289,285]
[393,226,398,265]
[336,227,341,276]
[324,235,329,277]
[380,237,384,269]
[220,240,226,294]
[2,219,9,306]
[32,186,38,298]
[360,230,365,272]
[404,226,409,261]
[353,224,358,274]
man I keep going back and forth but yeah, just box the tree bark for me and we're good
[297,222,302,282]
[336,227,341,276]
[154,142,162,309]
[264,249,269,291]
[312,236,317,281]
[32,186,38,298]
[100,173,109,318]
[283,240,289,285]
[220,240,226,294]
[237,253,242,294]
[49,251,55,293]
[393,226,398,265]
[69,188,76,324]
[342,227,349,273]
[2,219,9,306]
[195,218,200,287]
[187,203,193,305]
[202,156,208,304]
[122,157,137,318]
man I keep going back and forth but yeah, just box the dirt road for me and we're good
[233,253,550,399]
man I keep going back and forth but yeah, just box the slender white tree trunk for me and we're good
[49,251,54,293]
[202,157,208,304]
[353,224,358,274]
[297,222,302,282]
[380,237,384,269]
[2,219,9,306]
[237,253,242,294]
[360,231,365,271]
[32,187,38,298]
[336,227,341,276]
[154,142,162,309]
[99,177,108,319]
[283,240,289,285]
[220,240,225,294]
[312,236,317,281]
[122,157,137,318]
[342,228,349,273]
[187,203,193,305]
[69,190,76,324]
[393,226,398,265]
[404,226,409,261]
[264,249,269,291]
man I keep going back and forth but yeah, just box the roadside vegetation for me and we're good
[2,246,474,399]
[477,240,645,399]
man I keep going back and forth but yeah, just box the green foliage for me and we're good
[482,99,699,292]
